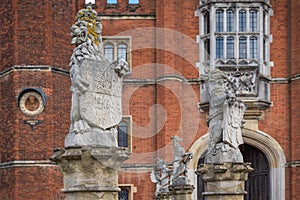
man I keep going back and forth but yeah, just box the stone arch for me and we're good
[188,128,286,200]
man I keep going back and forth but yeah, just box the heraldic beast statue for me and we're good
[65,5,129,147]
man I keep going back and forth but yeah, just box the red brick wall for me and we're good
[289,0,300,199]
[0,0,14,71]
[1,0,300,199]
[0,0,75,71]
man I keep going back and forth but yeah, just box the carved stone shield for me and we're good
[78,58,122,129]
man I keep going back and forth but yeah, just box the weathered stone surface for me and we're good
[169,185,194,200]
[51,146,130,200]
[171,136,193,186]
[201,69,246,164]
[150,159,171,194]
[153,192,172,200]
[196,163,253,200]
[68,5,129,147]
[65,127,117,147]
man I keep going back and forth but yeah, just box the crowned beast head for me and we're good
[70,6,102,47]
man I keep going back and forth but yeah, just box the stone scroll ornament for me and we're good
[65,5,129,147]
[201,69,246,163]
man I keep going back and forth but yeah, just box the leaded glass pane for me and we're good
[239,37,247,59]
[239,10,246,32]
[227,37,234,59]
[104,44,114,61]
[250,37,258,59]
[216,10,224,32]
[204,12,210,34]
[216,37,224,59]
[129,0,139,4]
[250,10,258,32]
[117,44,127,60]
[204,39,210,60]
[118,189,129,200]
[118,121,128,148]
[226,10,234,32]
[107,0,117,4]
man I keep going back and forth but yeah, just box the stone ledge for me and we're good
[196,162,253,181]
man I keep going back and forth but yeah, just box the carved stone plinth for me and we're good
[196,163,253,200]
[154,192,172,200]
[169,185,194,200]
[51,146,130,200]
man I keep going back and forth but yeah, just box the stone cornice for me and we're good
[0,160,57,169]
[0,65,69,78]
[101,14,155,20]
[285,160,300,168]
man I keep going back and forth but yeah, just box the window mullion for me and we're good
[224,8,227,32]
[210,6,216,67]
[246,8,250,32]
[236,9,239,62]
[259,7,264,64]
[114,43,117,60]
[247,36,250,59]
[224,36,227,59]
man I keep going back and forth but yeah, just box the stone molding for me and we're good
[0,160,56,169]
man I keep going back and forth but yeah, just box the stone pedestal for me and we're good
[154,192,172,200]
[51,146,130,200]
[196,163,253,200]
[169,185,194,200]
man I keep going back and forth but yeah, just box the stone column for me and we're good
[196,162,253,200]
[51,146,130,200]
[169,185,194,200]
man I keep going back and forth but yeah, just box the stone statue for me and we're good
[65,5,129,147]
[202,69,246,163]
[150,158,171,195]
[171,136,193,186]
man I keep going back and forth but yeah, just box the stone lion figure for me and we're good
[65,6,129,147]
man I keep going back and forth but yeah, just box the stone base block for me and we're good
[169,185,194,200]
[196,162,253,200]
[154,192,172,200]
[65,127,117,147]
[51,146,130,200]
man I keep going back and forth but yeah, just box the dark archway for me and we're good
[197,144,270,200]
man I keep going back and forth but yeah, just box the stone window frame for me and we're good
[117,115,132,152]
[199,3,271,62]
[102,36,132,71]
[118,184,137,200]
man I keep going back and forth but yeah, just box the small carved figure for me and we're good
[171,136,193,185]
[25,95,39,111]
[150,159,171,194]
